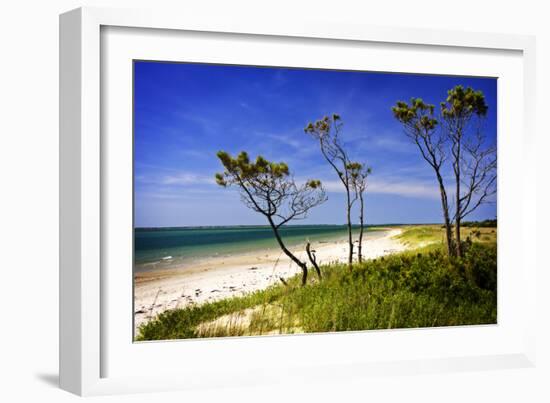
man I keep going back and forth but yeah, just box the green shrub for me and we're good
[136,241,497,341]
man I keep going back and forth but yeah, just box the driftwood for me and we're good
[148,288,162,319]
[306,241,322,280]
[279,277,289,286]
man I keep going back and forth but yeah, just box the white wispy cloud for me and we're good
[178,149,211,159]
[137,187,225,201]
[142,168,440,200]
[319,177,440,199]
[161,172,215,186]
[370,136,415,153]
[249,129,320,164]
[135,169,217,187]
[264,133,303,149]
[175,111,221,135]
[350,130,416,155]
[368,178,439,199]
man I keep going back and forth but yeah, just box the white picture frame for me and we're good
[59,6,537,396]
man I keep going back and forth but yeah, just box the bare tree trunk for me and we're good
[443,206,454,257]
[357,192,364,263]
[455,143,462,258]
[345,188,354,271]
[455,219,462,257]
[306,241,322,280]
[435,172,454,256]
[267,217,308,286]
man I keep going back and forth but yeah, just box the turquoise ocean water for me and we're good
[134,225,384,271]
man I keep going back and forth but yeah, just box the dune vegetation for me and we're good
[136,224,497,341]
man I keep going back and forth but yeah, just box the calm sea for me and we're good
[134,225,383,271]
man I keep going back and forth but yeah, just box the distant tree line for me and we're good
[461,219,497,228]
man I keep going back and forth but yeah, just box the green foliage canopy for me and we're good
[391,98,438,132]
[441,85,488,119]
[346,161,371,193]
[215,151,327,228]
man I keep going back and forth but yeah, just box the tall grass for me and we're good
[136,229,497,341]
[394,224,496,249]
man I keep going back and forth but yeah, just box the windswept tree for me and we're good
[347,162,371,263]
[215,151,327,285]
[392,98,454,256]
[441,86,495,257]
[305,114,356,270]
[392,87,496,257]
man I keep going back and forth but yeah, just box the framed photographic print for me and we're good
[132,62,499,342]
[60,6,537,396]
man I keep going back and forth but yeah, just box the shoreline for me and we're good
[134,226,389,273]
[134,228,407,331]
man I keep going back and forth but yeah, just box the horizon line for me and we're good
[134,219,497,230]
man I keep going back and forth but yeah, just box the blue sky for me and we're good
[134,61,497,227]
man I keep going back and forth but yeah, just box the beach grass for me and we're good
[136,225,497,341]
[393,224,497,249]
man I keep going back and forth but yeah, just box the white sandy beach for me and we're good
[134,228,406,331]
